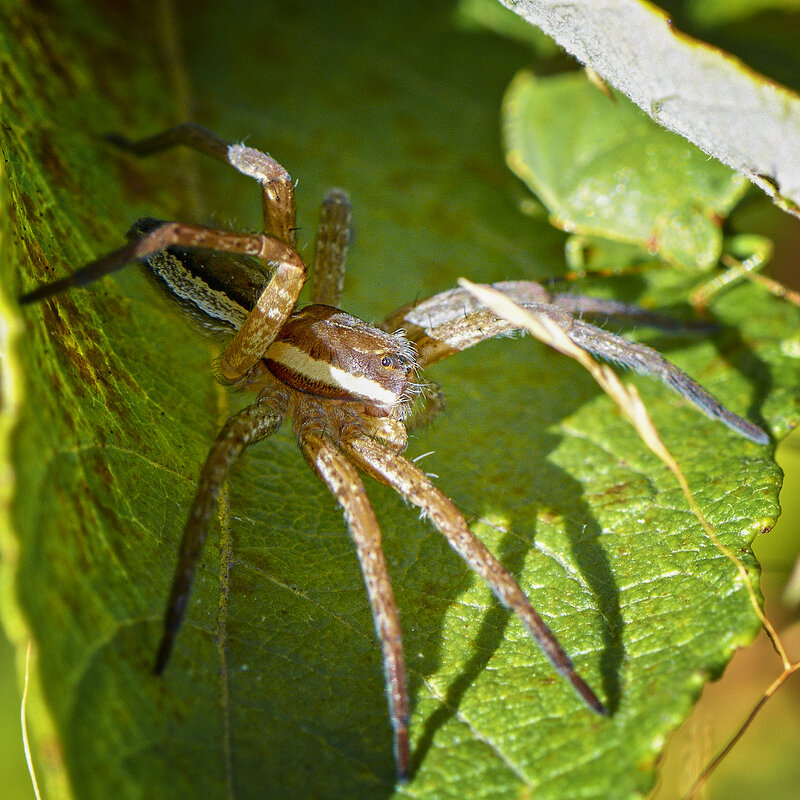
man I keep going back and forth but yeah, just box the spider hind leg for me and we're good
[300,430,411,782]
[342,433,607,716]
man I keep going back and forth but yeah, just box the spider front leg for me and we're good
[155,391,286,673]
[311,188,352,307]
[108,123,297,244]
[342,433,607,717]
[299,431,410,781]
[387,281,769,444]
[20,220,306,381]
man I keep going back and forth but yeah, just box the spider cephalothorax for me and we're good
[264,304,419,416]
[19,124,768,781]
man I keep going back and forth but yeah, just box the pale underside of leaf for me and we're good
[501,0,800,214]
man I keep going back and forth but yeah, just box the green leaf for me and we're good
[503,69,749,271]
[499,0,800,216]
[1,2,798,799]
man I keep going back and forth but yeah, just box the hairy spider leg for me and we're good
[155,395,287,673]
[219,234,305,381]
[107,123,297,245]
[546,307,770,444]
[18,237,153,304]
[343,434,608,716]
[300,431,411,781]
[16,222,269,306]
[390,282,769,445]
[548,292,717,334]
[106,123,231,162]
[312,189,352,307]
[19,221,307,383]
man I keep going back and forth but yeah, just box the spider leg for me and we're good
[106,122,230,162]
[384,281,712,361]
[544,308,770,444]
[549,292,717,334]
[299,431,410,781]
[382,281,552,368]
[19,223,271,305]
[311,189,352,306]
[155,394,286,674]
[342,433,607,717]
[19,236,154,305]
[20,220,307,383]
[107,123,296,243]
[386,282,769,444]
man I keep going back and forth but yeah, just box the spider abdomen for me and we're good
[264,304,417,415]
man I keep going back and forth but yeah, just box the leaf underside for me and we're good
[1,2,798,799]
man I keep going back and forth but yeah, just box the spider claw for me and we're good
[395,725,411,784]
[153,629,176,675]
[568,672,608,716]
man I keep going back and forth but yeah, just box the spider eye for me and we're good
[380,355,395,368]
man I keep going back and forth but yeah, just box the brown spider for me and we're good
[19,124,768,782]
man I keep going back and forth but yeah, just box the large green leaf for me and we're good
[503,70,750,271]
[1,2,798,798]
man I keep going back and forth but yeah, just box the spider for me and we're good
[19,124,769,782]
